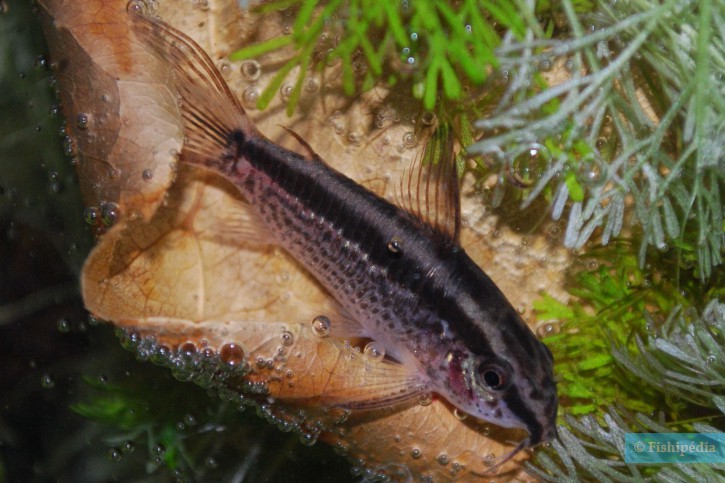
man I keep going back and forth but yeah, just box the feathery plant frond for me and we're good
[469,0,724,282]
[231,0,530,114]
[529,299,725,481]
[611,300,725,411]
[534,239,724,416]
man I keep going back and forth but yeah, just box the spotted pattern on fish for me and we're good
[130,12,558,460]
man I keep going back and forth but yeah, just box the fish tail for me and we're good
[129,11,257,172]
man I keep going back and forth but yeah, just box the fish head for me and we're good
[440,314,558,447]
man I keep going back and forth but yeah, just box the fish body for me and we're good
[131,13,557,451]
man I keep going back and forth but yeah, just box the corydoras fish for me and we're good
[130,11,557,459]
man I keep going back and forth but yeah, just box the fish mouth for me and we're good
[527,419,558,447]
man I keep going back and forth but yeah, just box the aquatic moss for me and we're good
[529,300,725,481]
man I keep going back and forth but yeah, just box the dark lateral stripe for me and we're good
[242,136,428,265]
[239,134,508,357]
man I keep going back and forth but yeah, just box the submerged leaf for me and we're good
[44,0,573,479]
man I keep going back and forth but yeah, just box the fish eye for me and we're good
[476,361,510,391]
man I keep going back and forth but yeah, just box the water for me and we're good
[0,4,352,481]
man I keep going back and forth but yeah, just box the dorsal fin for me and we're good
[398,124,461,242]
[129,11,258,169]
[279,125,321,161]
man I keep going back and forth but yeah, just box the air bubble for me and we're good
[437,453,449,465]
[327,112,345,134]
[76,113,90,130]
[547,225,562,241]
[280,83,293,101]
[299,433,317,446]
[83,206,100,225]
[418,392,433,406]
[205,457,218,469]
[576,155,608,186]
[508,143,549,188]
[363,342,385,359]
[216,62,231,80]
[325,49,340,67]
[402,131,417,148]
[280,330,294,346]
[123,441,135,453]
[57,318,71,333]
[411,448,422,459]
[311,315,331,337]
[538,57,553,71]
[219,343,245,365]
[142,169,154,181]
[453,408,468,420]
[40,374,55,389]
[536,321,560,338]
[63,136,75,156]
[387,236,403,254]
[483,453,496,467]
[108,447,123,462]
[420,111,436,126]
[242,86,260,107]
[178,341,196,356]
[34,55,48,70]
[126,0,148,16]
[152,444,166,457]
[240,60,261,80]
[100,202,119,226]
[304,78,319,93]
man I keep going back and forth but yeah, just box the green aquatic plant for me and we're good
[529,299,725,481]
[469,0,724,282]
[231,0,529,114]
[6,0,720,479]
[234,0,723,283]
[69,336,352,481]
[535,238,724,415]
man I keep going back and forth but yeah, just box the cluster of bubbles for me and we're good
[116,330,252,390]
[83,201,120,228]
[106,441,136,463]
[114,327,346,450]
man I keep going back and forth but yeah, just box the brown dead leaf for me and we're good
[38,0,182,222]
[42,0,571,480]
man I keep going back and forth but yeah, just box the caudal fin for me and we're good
[129,10,257,169]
